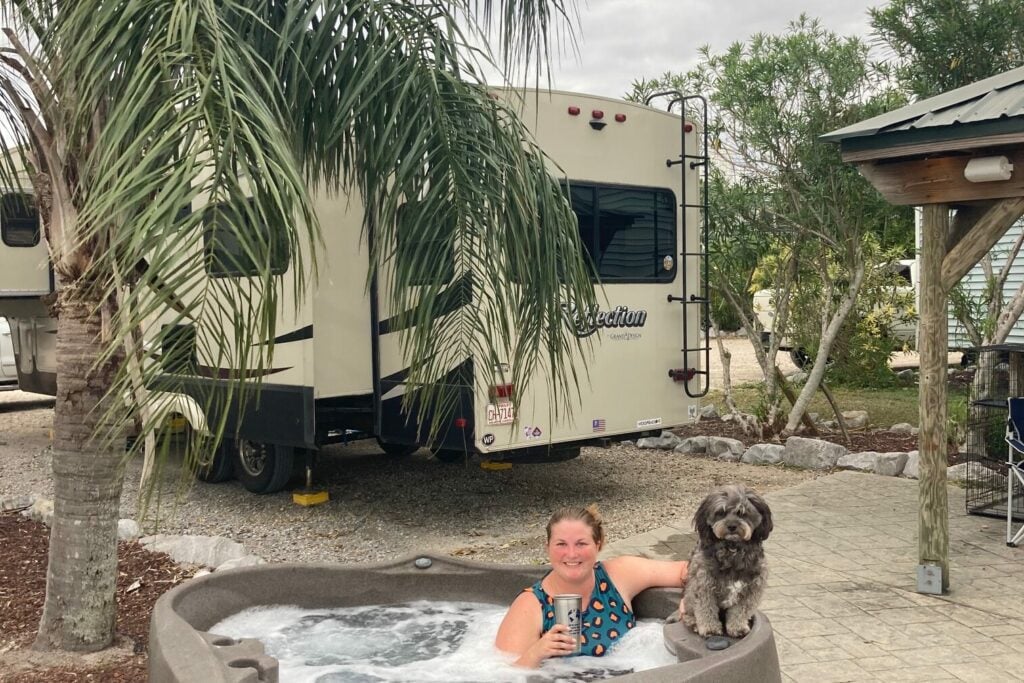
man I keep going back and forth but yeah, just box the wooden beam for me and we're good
[842,131,1024,163]
[941,197,1024,291]
[856,150,1024,205]
[918,204,950,593]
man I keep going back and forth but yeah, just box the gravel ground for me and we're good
[0,386,818,567]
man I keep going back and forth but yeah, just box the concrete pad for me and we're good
[608,470,1024,681]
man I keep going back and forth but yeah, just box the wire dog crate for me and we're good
[963,345,1024,522]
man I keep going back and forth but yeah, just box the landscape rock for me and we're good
[788,372,808,384]
[0,493,35,511]
[783,437,847,470]
[837,451,908,477]
[674,436,708,455]
[903,451,919,479]
[24,497,53,525]
[118,519,141,540]
[889,423,918,435]
[947,461,1006,485]
[706,437,745,462]
[741,444,784,466]
[841,410,869,430]
[215,555,267,572]
[896,369,916,381]
[140,534,248,569]
[699,404,720,420]
[636,431,682,450]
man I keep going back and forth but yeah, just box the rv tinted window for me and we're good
[1,193,40,248]
[570,183,676,282]
[203,199,289,277]
[396,202,454,285]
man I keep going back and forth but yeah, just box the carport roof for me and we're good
[822,65,1024,159]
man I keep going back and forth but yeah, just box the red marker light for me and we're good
[568,106,581,116]
[454,417,468,428]
[614,113,626,123]
[591,110,604,120]
[683,122,694,133]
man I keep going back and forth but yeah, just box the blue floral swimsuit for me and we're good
[527,561,636,657]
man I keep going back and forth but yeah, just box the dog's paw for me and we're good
[725,618,751,638]
[694,622,724,637]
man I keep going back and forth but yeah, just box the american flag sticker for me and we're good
[592,418,606,432]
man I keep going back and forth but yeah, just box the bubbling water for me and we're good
[212,600,677,682]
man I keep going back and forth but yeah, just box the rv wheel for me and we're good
[375,437,418,458]
[196,438,235,484]
[790,348,812,369]
[432,448,465,464]
[235,440,294,494]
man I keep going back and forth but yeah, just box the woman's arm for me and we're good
[603,555,688,604]
[495,591,578,668]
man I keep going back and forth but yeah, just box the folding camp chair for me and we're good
[1004,397,1024,546]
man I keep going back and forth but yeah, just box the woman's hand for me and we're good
[517,624,578,666]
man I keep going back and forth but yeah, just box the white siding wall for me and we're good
[915,209,1024,349]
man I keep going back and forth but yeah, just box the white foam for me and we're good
[211,600,677,682]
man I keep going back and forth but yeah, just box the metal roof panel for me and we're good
[822,65,1024,143]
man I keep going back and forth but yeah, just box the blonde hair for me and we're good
[546,504,605,547]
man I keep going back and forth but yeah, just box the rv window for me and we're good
[569,183,676,282]
[1,193,40,248]
[203,199,289,277]
[396,202,454,285]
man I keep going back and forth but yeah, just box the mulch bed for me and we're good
[0,511,195,682]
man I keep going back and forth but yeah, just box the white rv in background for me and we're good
[0,90,710,494]
[0,317,18,389]
[0,192,56,396]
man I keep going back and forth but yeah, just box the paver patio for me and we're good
[605,470,1024,682]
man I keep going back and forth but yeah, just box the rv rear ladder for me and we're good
[647,91,711,399]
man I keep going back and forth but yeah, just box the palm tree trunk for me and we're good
[34,295,126,652]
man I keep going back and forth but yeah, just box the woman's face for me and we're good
[546,519,600,581]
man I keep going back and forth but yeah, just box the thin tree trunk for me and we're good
[773,367,817,435]
[783,260,866,434]
[819,381,850,444]
[716,334,759,436]
[35,294,126,652]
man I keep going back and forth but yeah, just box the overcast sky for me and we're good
[500,0,888,98]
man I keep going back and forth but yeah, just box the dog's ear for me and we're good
[693,491,719,546]
[748,490,773,542]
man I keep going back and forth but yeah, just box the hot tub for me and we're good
[149,554,780,682]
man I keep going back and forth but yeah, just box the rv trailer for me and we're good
[0,192,56,396]
[0,90,710,493]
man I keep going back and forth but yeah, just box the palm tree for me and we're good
[0,0,593,652]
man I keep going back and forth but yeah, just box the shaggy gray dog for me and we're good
[681,484,773,638]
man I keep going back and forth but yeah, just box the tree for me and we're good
[632,17,912,435]
[870,0,1024,99]
[0,0,593,652]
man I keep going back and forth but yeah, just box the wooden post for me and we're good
[919,204,950,592]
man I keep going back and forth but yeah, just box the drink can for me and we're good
[553,594,582,654]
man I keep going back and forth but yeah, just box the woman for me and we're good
[495,505,688,668]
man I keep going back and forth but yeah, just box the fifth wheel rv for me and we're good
[0,90,710,493]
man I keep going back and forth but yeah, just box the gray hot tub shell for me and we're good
[149,554,780,682]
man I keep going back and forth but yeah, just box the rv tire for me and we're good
[235,440,294,494]
[196,439,235,484]
[375,437,418,458]
[432,448,465,464]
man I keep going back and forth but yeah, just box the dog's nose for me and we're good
[726,522,738,532]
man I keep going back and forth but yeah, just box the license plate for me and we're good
[486,403,515,425]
